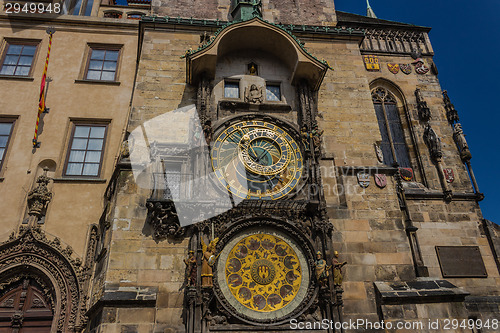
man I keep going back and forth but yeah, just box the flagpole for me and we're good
[33,27,55,148]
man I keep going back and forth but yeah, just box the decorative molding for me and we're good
[361,28,432,56]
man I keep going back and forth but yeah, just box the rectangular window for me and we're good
[0,43,37,77]
[65,124,107,177]
[224,81,240,99]
[266,84,281,101]
[85,48,120,81]
[0,120,14,171]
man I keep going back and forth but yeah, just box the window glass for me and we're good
[65,124,107,177]
[224,81,239,98]
[266,84,281,101]
[0,43,37,77]
[86,48,119,81]
[372,89,411,168]
[0,121,14,170]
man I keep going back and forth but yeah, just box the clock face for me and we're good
[211,120,303,200]
[216,228,310,322]
[224,233,302,313]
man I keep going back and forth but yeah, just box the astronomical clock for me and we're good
[180,12,336,332]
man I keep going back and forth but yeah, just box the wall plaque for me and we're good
[436,246,487,278]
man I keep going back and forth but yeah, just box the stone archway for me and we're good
[0,227,87,332]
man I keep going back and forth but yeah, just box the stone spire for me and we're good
[366,0,377,18]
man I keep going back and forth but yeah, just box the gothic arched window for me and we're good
[372,87,411,168]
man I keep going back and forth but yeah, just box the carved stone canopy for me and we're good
[185,17,329,90]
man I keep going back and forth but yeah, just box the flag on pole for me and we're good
[33,28,55,148]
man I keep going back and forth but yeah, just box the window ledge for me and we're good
[53,177,107,183]
[74,79,121,86]
[0,75,34,81]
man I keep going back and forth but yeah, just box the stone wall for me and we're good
[151,0,336,25]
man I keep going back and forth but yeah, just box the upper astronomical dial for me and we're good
[211,120,303,200]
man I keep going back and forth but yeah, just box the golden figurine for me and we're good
[201,237,219,287]
[332,250,347,287]
[314,251,330,288]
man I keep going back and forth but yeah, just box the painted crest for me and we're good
[444,168,455,183]
[363,55,380,71]
[374,143,384,163]
[387,63,400,74]
[357,172,370,188]
[374,174,387,189]
[400,64,412,75]
[412,58,430,75]
[399,168,414,181]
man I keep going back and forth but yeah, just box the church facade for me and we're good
[0,1,498,332]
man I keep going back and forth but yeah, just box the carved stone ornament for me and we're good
[244,84,264,104]
[452,123,472,162]
[423,124,442,162]
[146,200,185,239]
[374,142,384,163]
[415,88,431,122]
[0,226,86,332]
[443,90,459,124]
[27,169,52,218]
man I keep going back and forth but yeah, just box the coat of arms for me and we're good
[444,168,455,183]
[412,58,430,75]
[357,172,370,188]
[400,64,412,75]
[387,63,400,74]
[374,174,387,189]
[399,168,414,181]
[363,55,380,71]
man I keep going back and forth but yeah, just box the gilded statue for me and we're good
[201,237,219,287]
[314,251,330,288]
[332,250,347,287]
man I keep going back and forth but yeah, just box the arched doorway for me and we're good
[0,278,53,332]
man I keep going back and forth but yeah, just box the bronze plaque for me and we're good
[436,246,487,278]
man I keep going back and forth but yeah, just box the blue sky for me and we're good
[335,1,500,223]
